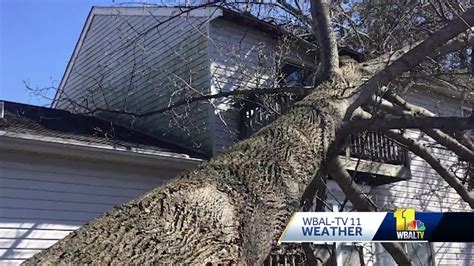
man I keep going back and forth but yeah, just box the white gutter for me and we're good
[0,133,203,171]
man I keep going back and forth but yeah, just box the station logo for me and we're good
[394,208,426,240]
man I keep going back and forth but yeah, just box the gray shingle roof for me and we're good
[0,101,207,159]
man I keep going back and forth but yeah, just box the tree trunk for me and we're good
[25,80,352,264]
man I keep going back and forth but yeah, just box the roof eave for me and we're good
[0,133,203,170]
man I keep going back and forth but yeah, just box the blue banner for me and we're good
[279,209,474,242]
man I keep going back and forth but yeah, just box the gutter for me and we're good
[0,133,203,171]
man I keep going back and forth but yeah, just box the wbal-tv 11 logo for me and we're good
[394,208,426,240]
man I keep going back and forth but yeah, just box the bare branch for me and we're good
[310,0,340,80]
[384,130,474,209]
[346,7,474,118]
[436,32,474,57]
[343,116,473,132]
[276,0,312,27]
[383,90,474,152]
[78,86,313,117]
[327,158,411,265]
[424,128,474,163]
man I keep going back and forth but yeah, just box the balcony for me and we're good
[239,94,411,186]
[337,131,411,185]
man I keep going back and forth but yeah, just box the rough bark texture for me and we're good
[25,79,352,264]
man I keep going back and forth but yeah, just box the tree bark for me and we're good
[25,81,349,264]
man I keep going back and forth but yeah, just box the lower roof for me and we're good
[0,101,207,160]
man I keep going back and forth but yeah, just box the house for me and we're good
[0,101,203,264]
[2,5,473,265]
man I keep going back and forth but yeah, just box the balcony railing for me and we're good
[239,94,409,172]
[341,131,409,166]
[239,93,300,139]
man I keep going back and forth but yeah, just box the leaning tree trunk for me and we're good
[27,79,352,264]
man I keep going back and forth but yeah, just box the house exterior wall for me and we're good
[207,17,316,154]
[55,8,214,154]
[0,149,193,265]
[370,90,473,265]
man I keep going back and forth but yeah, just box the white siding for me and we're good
[371,90,473,265]
[0,151,188,265]
[56,10,213,154]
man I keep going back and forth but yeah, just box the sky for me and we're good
[0,0,117,106]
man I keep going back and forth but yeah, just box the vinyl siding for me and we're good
[370,90,473,265]
[56,11,213,154]
[0,150,191,265]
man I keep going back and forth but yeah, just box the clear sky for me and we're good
[0,0,116,106]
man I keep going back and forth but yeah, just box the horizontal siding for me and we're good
[0,152,185,264]
[56,13,213,154]
[371,91,473,265]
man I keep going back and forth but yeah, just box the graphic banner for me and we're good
[279,209,474,243]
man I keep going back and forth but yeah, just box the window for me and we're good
[278,63,314,87]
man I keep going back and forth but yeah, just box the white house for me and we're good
[0,101,203,264]
[2,5,473,265]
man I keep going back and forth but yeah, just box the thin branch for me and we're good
[78,86,313,117]
[276,0,313,27]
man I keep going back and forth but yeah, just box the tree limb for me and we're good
[310,0,341,80]
[346,7,474,119]
[384,130,474,209]
[436,32,474,58]
[327,158,412,265]
[424,128,474,163]
[383,90,474,154]
[77,86,313,117]
[343,116,473,132]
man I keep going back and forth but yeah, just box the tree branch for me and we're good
[352,108,474,208]
[310,0,340,80]
[77,86,313,117]
[424,128,474,163]
[383,90,474,156]
[436,32,474,58]
[276,0,313,27]
[343,116,473,132]
[346,7,474,119]
[327,158,412,265]
[384,130,474,209]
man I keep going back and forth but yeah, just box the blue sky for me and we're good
[0,0,116,106]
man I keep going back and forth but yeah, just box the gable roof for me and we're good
[0,101,207,160]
